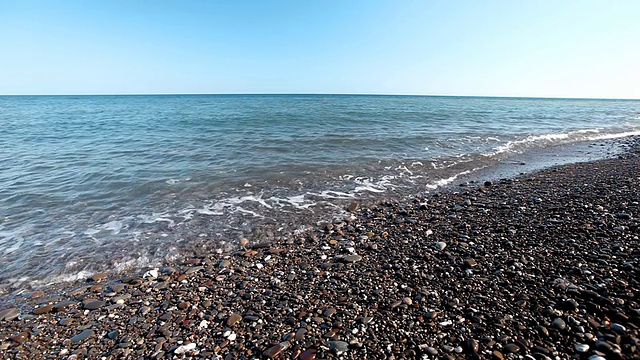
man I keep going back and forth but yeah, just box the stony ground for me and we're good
[1,144,639,359]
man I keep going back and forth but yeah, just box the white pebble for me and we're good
[227,332,237,341]
[256,263,264,269]
[174,343,196,354]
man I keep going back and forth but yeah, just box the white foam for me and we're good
[590,129,640,140]
[426,167,485,190]
[101,220,123,233]
[269,195,316,209]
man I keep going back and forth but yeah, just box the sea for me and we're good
[1,94,640,294]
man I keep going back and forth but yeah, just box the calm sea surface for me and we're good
[1,94,639,291]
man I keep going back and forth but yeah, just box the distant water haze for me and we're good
[1,94,639,292]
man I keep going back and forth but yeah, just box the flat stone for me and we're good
[552,317,566,330]
[10,332,28,343]
[33,304,55,315]
[463,259,478,268]
[299,348,317,360]
[341,255,362,263]
[324,307,337,317]
[295,328,307,341]
[91,273,108,282]
[0,308,20,321]
[328,341,349,352]
[227,313,242,326]
[263,341,290,358]
[84,300,106,310]
[504,343,520,353]
[574,343,589,353]
[70,329,95,343]
[111,294,131,304]
[174,343,196,354]
[434,242,447,251]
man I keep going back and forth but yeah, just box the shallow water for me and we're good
[1,94,639,290]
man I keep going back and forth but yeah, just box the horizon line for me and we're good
[0,92,638,101]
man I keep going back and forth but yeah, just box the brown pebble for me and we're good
[33,304,55,315]
[91,273,108,282]
[263,341,290,358]
[10,332,28,343]
[227,313,242,326]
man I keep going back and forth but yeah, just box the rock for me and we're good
[464,338,479,353]
[463,258,478,268]
[263,341,290,358]
[552,317,566,330]
[434,242,447,251]
[227,313,242,326]
[295,328,307,341]
[0,308,20,321]
[84,300,105,310]
[340,255,362,263]
[91,273,108,282]
[346,202,360,212]
[610,323,626,333]
[574,343,589,353]
[504,343,520,354]
[174,343,196,355]
[328,341,349,353]
[70,329,95,343]
[111,294,131,304]
[491,350,504,360]
[33,304,55,315]
[219,260,231,268]
[10,332,28,343]
[299,348,317,360]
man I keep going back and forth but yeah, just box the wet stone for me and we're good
[33,304,55,315]
[91,273,108,282]
[10,332,28,343]
[434,241,447,251]
[575,343,589,353]
[341,255,362,263]
[84,300,106,310]
[328,341,349,353]
[504,343,520,354]
[70,329,95,343]
[552,317,566,330]
[227,313,242,326]
[263,341,290,358]
[299,348,317,360]
[0,308,20,321]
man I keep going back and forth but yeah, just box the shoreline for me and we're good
[1,140,639,358]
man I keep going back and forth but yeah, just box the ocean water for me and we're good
[1,94,640,292]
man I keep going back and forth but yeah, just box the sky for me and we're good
[0,0,639,98]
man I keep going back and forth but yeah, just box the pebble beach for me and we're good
[1,139,639,359]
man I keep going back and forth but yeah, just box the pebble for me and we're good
[174,343,196,354]
[227,313,242,326]
[552,317,566,330]
[574,343,589,353]
[0,308,20,321]
[70,329,95,343]
[263,341,290,358]
[83,300,105,310]
[328,341,349,352]
[33,304,55,315]
[434,242,447,251]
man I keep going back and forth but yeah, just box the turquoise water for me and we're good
[1,94,640,291]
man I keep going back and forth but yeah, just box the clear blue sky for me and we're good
[1,0,638,98]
